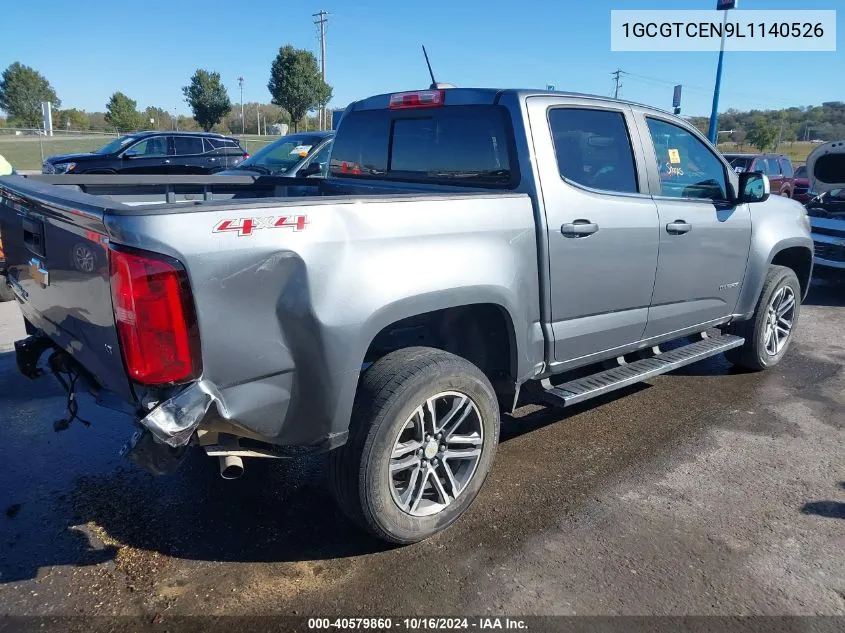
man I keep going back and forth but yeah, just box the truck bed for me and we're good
[0,173,538,445]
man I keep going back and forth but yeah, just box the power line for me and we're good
[620,70,798,108]
[313,10,329,130]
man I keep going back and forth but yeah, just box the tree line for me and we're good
[688,102,845,152]
[0,46,332,134]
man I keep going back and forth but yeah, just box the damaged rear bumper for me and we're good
[139,380,224,447]
[14,334,347,475]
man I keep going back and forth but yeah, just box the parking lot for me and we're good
[0,281,842,619]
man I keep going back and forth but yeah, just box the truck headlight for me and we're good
[53,162,76,174]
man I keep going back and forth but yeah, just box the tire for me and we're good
[724,265,801,371]
[329,347,500,544]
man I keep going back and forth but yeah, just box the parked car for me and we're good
[1,87,812,544]
[805,140,845,280]
[723,153,795,197]
[41,131,248,175]
[217,131,334,178]
[792,165,812,203]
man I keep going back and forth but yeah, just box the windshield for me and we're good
[794,165,807,179]
[235,135,325,174]
[725,155,753,172]
[95,136,137,155]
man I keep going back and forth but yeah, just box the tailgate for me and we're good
[0,176,134,401]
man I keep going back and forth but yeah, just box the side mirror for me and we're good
[738,172,770,204]
[299,162,323,178]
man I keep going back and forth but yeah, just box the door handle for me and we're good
[561,220,599,237]
[666,220,692,234]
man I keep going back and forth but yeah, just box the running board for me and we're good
[541,334,744,407]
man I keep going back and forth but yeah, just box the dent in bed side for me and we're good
[111,194,541,448]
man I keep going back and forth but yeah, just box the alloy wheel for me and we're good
[389,391,484,517]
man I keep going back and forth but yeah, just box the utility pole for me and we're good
[238,76,245,135]
[774,116,785,151]
[256,108,261,136]
[313,10,328,129]
[708,1,737,144]
[612,69,623,99]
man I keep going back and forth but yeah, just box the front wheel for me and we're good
[329,347,500,544]
[724,265,801,371]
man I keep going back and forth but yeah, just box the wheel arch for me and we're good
[328,290,530,440]
[735,235,814,320]
[771,246,813,298]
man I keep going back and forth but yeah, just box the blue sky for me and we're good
[0,0,841,117]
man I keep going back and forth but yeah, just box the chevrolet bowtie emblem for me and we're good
[28,257,49,287]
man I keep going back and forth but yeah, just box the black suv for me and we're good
[42,131,248,175]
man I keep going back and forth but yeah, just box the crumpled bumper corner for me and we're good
[139,381,224,447]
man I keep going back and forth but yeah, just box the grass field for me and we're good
[0,133,820,172]
[0,134,278,171]
[716,141,818,165]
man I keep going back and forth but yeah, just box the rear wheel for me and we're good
[724,265,801,370]
[329,347,499,544]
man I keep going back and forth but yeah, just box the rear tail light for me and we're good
[242,153,250,160]
[389,90,445,109]
[109,246,201,385]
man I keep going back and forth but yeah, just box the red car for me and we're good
[792,165,813,203]
[723,153,795,198]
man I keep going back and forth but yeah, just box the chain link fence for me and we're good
[0,128,278,172]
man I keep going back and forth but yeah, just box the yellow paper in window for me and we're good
[668,148,681,164]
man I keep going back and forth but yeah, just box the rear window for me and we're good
[205,138,241,151]
[329,106,517,187]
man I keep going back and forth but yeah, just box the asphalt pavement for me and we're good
[0,284,843,620]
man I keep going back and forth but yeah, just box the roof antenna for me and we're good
[422,45,455,90]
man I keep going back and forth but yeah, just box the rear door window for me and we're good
[173,136,205,156]
[547,107,638,194]
[330,105,516,187]
[780,158,794,178]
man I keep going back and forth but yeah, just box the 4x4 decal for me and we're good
[213,215,308,236]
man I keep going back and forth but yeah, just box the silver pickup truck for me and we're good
[0,88,813,543]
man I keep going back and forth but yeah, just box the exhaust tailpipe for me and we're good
[219,455,244,480]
